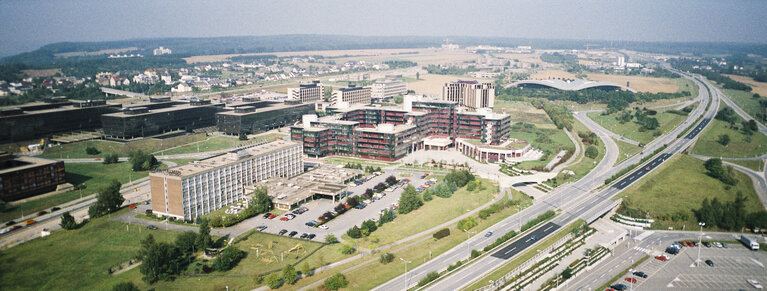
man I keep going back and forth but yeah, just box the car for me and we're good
[307,234,316,240]
[300,206,309,212]
[128,204,137,209]
[51,207,61,212]
[748,279,763,289]
[145,209,153,214]
[9,225,22,231]
[633,271,648,278]
[610,284,627,291]
[278,229,288,235]
[625,277,637,284]
[655,255,668,261]
[305,221,317,227]
[530,235,537,240]
[24,219,36,226]
[288,231,298,237]
[5,221,15,226]
[37,210,48,216]
[263,213,272,218]
[267,214,276,219]
[257,225,267,231]
[705,259,714,266]
[300,233,308,239]
[703,242,711,247]
[144,201,149,205]
[714,242,723,248]
[646,167,650,171]
[279,216,289,221]
[319,225,329,230]
[292,209,301,215]
[485,231,493,237]
[722,242,728,248]
[354,202,367,209]
[146,225,158,230]
[0,228,8,234]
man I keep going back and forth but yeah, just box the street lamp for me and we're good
[400,257,412,288]
[697,222,705,267]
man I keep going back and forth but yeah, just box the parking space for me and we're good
[251,169,432,242]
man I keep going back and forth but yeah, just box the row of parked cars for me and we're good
[415,179,436,193]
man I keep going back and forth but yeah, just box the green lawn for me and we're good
[720,88,766,126]
[494,100,553,125]
[587,109,688,144]
[691,110,767,158]
[615,139,644,165]
[343,179,498,248]
[545,119,607,187]
[157,136,249,156]
[164,158,198,166]
[614,154,763,231]
[40,134,208,159]
[510,125,574,171]
[727,160,764,172]
[0,213,179,291]
[676,77,699,98]
[0,162,158,223]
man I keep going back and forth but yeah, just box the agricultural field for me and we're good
[586,73,680,93]
[691,112,767,158]
[613,155,762,231]
[719,87,767,126]
[726,74,767,97]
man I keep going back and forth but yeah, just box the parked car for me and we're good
[24,219,36,226]
[257,225,267,232]
[51,207,61,212]
[625,277,637,284]
[319,225,329,230]
[633,271,648,278]
[703,242,712,248]
[305,221,317,227]
[705,259,714,267]
[300,206,309,212]
[9,225,22,231]
[714,242,723,248]
[292,209,301,215]
[722,242,728,248]
[611,284,627,291]
[655,255,668,261]
[747,279,763,289]
[145,209,153,214]
[5,221,15,226]
[278,229,288,235]
[280,217,289,221]
[288,231,298,237]
[267,214,276,219]
[354,202,367,209]
[128,205,137,209]
[0,228,9,234]
[300,233,308,239]
[146,225,158,230]
[307,234,316,240]
[37,211,48,216]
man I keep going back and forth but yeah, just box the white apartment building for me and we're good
[371,80,407,101]
[442,80,495,109]
[331,84,371,106]
[150,140,302,220]
[287,80,324,103]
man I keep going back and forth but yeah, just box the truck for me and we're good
[741,235,760,250]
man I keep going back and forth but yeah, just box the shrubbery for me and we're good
[380,252,395,264]
[213,246,244,271]
[418,271,440,287]
[457,216,478,231]
[433,228,450,240]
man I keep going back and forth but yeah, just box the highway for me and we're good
[373,71,718,291]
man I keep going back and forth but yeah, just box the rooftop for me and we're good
[355,123,415,134]
[253,165,362,207]
[0,154,60,175]
[217,102,307,116]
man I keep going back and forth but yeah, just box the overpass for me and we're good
[100,87,149,99]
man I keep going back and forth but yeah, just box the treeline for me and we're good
[532,100,573,131]
[540,52,577,64]
[383,60,417,69]
[0,63,27,82]
[498,86,690,112]
[694,191,767,231]
[696,70,752,91]
[423,64,476,75]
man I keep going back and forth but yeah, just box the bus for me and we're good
[741,235,760,250]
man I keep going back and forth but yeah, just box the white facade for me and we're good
[371,80,407,101]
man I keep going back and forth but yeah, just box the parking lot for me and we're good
[252,169,433,242]
[606,241,767,290]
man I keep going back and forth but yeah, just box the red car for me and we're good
[267,214,276,219]
[625,277,637,283]
[655,255,668,261]
[128,205,137,209]
[279,217,289,221]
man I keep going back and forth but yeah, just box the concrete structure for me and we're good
[251,165,363,210]
[101,99,223,138]
[455,138,531,163]
[442,80,495,109]
[371,79,407,102]
[512,79,636,92]
[216,100,314,135]
[331,84,371,106]
[0,98,120,142]
[153,46,172,55]
[0,151,66,201]
[287,80,324,103]
[149,140,302,220]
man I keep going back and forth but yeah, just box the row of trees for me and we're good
[137,217,214,283]
[423,64,476,75]
[500,87,690,113]
[532,101,574,131]
[693,192,767,231]
[210,187,273,227]
[704,158,738,186]
[129,150,159,172]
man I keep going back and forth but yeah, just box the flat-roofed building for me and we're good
[442,80,495,109]
[216,100,314,135]
[250,164,362,210]
[287,80,324,103]
[101,100,224,138]
[0,98,120,142]
[149,140,302,220]
[371,80,407,102]
[0,151,66,201]
[331,84,371,106]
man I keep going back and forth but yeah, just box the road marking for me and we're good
[543,225,553,232]
[504,247,516,255]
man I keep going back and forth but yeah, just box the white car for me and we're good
[319,225,329,230]
[748,279,763,289]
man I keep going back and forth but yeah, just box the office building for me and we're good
[216,100,314,135]
[331,84,371,106]
[101,99,224,138]
[150,140,302,220]
[287,80,324,103]
[0,151,66,201]
[251,165,362,210]
[442,80,495,109]
[370,80,407,102]
[0,98,120,142]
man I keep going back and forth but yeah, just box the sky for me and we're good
[1,0,766,57]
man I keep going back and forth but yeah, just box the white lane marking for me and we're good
[504,247,516,255]
[543,225,554,232]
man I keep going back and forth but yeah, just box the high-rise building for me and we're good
[287,80,324,103]
[442,80,495,109]
[153,46,172,55]
[331,84,371,106]
[370,80,407,102]
[150,140,302,221]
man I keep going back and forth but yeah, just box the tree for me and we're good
[364,188,374,198]
[380,252,395,264]
[361,219,377,235]
[422,190,433,201]
[175,231,198,255]
[717,134,731,146]
[88,179,124,218]
[59,211,77,230]
[282,264,298,285]
[129,150,159,171]
[347,225,362,239]
[103,153,119,164]
[238,133,248,141]
[325,234,339,244]
[585,146,599,159]
[340,244,356,254]
[196,218,213,250]
[346,195,360,208]
[385,175,398,185]
[252,187,273,213]
[138,234,181,283]
[324,273,349,290]
[85,146,100,155]
[111,282,139,291]
[398,185,423,214]
[264,272,282,289]
[300,262,312,277]
[214,246,244,271]
[457,217,478,231]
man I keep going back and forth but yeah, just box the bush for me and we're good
[325,234,339,244]
[447,260,463,271]
[103,153,119,164]
[282,264,298,285]
[422,190,433,201]
[213,246,244,271]
[471,249,481,259]
[457,217,478,231]
[380,252,395,264]
[433,228,450,240]
[361,220,377,235]
[264,272,282,289]
[340,244,356,255]
[418,271,440,287]
[521,210,556,232]
[324,273,349,290]
[466,180,477,191]
[585,146,598,159]
[111,282,139,291]
[346,226,362,239]
[85,146,100,155]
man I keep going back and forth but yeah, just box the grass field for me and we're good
[464,220,587,291]
[720,88,767,126]
[40,134,208,159]
[511,125,574,170]
[494,100,553,126]
[615,139,644,166]
[676,77,699,98]
[157,135,259,156]
[727,159,764,172]
[343,178,498,248]
[691,112,767,158]
[0,162,158,223]
[586,73,679,93]
[561,119,607,182]
[614,155,763,231]
[587,109,688,144]
[0,214,179,290]
[725,74,767,97]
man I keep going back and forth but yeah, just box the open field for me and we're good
[586,73,679,93]
[587,109,688,144]
[728,159,764,172]
[529,69,577,80]
[720,87,766,125]
[614,154,762,230]
[158,134,284,156]
[406,73,492,96]
[614,139,643,165]
[563,119,607,180]
[691,112,767,158]
[726,74,767,97]
[183,48,433,63]
[0,215,179,290]
[494,100,553,126]
[511,125,574,170]
[21,68,62,77]
[676,76,699,97]
[40,134,209,159]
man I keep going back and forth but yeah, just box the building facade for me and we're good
[216,101,314,135]
[0,98,120,142]
[442,80,495,109]
[150,140,302,221]
[0,152,66,201]
[287,80,324,103]
[331,85,371,106]
[101,100,224,138]
[371,80,407,102]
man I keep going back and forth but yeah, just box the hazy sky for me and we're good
[1,0,766,57]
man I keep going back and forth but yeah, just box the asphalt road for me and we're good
[491,222,561,259]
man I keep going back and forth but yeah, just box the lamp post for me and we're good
[400,257,412,288]
[697,222,705,267]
